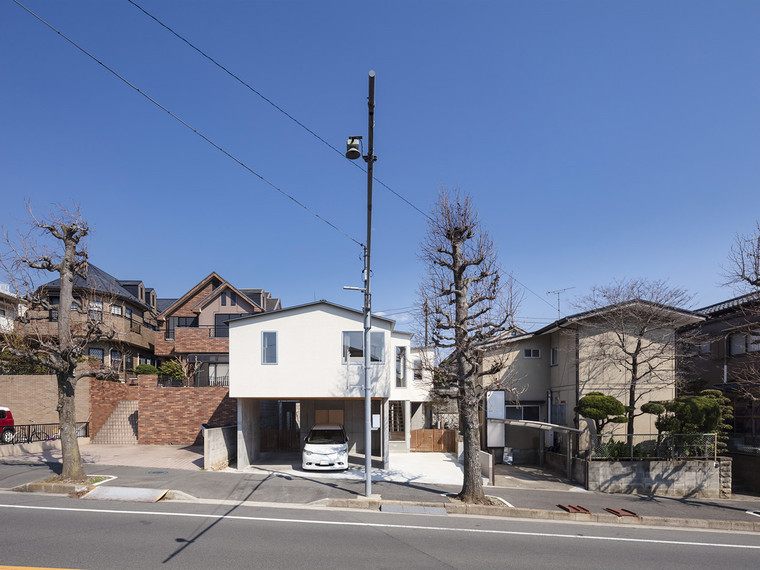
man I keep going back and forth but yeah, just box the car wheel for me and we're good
[1,429,13,444]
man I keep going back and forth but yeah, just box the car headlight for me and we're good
[304,450,313,456]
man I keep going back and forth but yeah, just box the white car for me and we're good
[302,424,349,471]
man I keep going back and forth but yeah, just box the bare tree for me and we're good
[721,222,760,418]
[727,222,760,290]
[1,204,117,481]
[418,189,519,504]
[575,279,699,439]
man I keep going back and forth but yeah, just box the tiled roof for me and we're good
[696,292,760,316]
[41,263,150,309]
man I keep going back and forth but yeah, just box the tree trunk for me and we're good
[458,398,486,503]
[57,372,85,481]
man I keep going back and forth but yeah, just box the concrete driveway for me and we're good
[3,442,467,485]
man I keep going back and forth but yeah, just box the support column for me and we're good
[237,399,260,470]
[404,400,412,452]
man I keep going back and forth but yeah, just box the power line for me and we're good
[125,0,431,220]
[13,0,362,249]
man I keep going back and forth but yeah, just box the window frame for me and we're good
[262,331,278,365]
[88,347,105,363]
[342,331,385,364]
[549,347,558,366]
[523,348,540,359]
[395,346,407,388]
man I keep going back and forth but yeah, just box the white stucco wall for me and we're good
[229,303,415,400]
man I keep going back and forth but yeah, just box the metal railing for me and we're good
[157,375,229,388]
[2,422,89,444]
[590,433,717,461]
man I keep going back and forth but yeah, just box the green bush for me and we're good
[158,359,185,380]
[134,364,159,375]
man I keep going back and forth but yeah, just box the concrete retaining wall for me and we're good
[204,425,237,470]
[587,458,732,498]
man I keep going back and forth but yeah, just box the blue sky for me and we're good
[2,1,759,333]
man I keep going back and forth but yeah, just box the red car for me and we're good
[1,406,15,444]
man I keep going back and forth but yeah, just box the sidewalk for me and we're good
[2,443,759,531]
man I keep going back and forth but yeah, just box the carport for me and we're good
[488,418,582,480]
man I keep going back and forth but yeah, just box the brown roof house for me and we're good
[154,272,281,387]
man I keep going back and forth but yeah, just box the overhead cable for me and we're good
[125,0,431,220]
[13,0,362,248]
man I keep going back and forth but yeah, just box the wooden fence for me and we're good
[411,429,458,452]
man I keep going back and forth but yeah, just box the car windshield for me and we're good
[306,429,345,444]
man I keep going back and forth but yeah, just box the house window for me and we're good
[110,349,122,370]
[125,354,134,372]
[111,304,123,316]
[730,334,746,356]
[221,292,227,306]
[88,348,104,363]
[748,333,760,353]
[506,404,540,421]
[262,331,277,364]
[413,359,423,381]
[230,292,237,306]
[395,346,407,387]
[125,307,133,319]
[342,331,384,364]
[524,348,540,359]
[550,347,559,366]
[698,342,711,355]
[176,317,198,327]
[89,300,103,322]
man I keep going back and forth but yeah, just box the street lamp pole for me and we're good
[362,70,376,498]
[346,71,376,497]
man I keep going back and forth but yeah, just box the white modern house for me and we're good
[228,300,432,469]
[0,282,24,333]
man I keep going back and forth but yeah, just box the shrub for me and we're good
[134,364,159,375]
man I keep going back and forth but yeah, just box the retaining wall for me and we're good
[204,425,237,470]
[587,458,732,498]
[136,375,236,445]
[0,374,90,423]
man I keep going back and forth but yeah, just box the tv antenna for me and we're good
[546,287,575,320]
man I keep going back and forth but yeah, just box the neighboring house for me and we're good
[228,300,433,469]
[681,293,760,449]
[0,282,25,333]
[481,301,702,464]
[154,272,280,386]
[26,264,160,378]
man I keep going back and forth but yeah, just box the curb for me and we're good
[325,498,760,533]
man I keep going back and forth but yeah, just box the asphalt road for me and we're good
[1,493,759,569]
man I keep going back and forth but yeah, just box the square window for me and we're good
[342,331,385,364]
[88,348,104,363]
[524,348,540,359]
[111,304,123,316]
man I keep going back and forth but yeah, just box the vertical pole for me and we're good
[363,70,376,498]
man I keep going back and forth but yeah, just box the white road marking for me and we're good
[1,503,759,550]
[747,510,760,518]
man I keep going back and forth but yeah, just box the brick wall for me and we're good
[89,379,138,438]
[136,375,236,445]
[173,327,229,353]
[174,284,215,318]
[0,374,90,424]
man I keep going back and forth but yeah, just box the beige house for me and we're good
[481,301,702,463]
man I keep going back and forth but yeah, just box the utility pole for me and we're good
[363,71,376,498]
[345,71,376,498]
